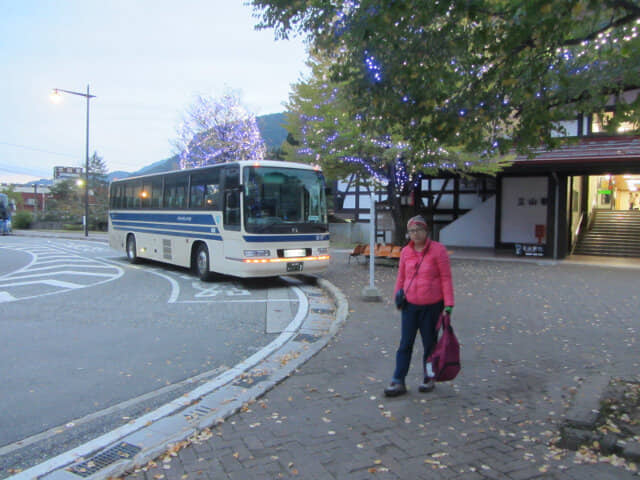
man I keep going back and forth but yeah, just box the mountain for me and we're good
[109,112,289,180]
[25,179,54,186]
[257,112,288,151]
[107,171,132,182]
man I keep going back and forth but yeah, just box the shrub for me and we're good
[12,210,34,229]
[62,223,83,231]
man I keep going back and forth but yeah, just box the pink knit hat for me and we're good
[407,215,428,230]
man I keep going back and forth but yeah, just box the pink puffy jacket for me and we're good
[393,240,454,307]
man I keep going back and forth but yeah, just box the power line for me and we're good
[0,141,79,159]
[0,162,49,177]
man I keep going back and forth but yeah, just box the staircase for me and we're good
[574,209,640,257]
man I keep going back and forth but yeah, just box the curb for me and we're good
[8,277,349,480]
[559,375,639,461]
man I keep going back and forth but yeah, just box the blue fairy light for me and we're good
[364,50,383,83]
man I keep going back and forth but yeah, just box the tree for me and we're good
[45,179,84,225]
[283,50,508,242]
[0,186,23,210]
[88,152,109,230]
[175,92,266,169]
[251,0,640,162]
[88,152,108,189]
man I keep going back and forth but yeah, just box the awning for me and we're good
[514,136,640,165]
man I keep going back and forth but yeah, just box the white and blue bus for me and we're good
[108,160,330,279]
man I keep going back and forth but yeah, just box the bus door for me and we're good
[222,166,242,258]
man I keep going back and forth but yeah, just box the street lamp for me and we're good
[51,85,96,237]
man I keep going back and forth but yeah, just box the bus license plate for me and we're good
[287,262,303,272]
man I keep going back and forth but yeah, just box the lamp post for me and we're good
[51,85,96,237]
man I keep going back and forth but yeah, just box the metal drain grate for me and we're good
[294,333,321,343]
[233,372,270,387]
[67,442,141,477]
[311,307,334,315]
[184,405,214,423]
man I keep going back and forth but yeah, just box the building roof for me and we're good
[514,136,640,165]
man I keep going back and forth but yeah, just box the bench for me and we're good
[349,243,403,263]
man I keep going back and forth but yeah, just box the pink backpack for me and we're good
[426,313,461,382]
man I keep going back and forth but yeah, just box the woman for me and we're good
[384,215,455,397]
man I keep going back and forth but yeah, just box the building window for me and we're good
[592,111,638,134]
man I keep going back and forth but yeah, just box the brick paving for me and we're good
[124,251,640,479]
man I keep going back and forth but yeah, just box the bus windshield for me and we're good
[243,166,327,234]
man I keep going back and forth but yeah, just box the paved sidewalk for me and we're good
[119,250,639,480]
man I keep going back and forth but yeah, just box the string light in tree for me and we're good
[176,93,265,169]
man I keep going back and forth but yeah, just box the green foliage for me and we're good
[251,0,640,160]
[12,210,33,229]
[45,178,84,223]
[281,49,511,242]
[0,186,23,209]
[88,152,109,231]
[62,223,83,231]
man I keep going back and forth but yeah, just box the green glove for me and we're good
[444,306,453,314]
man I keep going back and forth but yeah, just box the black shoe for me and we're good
[418,378,435,393]
[384,382,407,397]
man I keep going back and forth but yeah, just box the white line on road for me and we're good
[4,270,120,281]
[0,279,83,289]
[0,291,16,302]
[8,283,310,480]
[0,366,227,457]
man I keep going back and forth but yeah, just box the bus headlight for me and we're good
[283,248,306,258]
[244,249,271,258]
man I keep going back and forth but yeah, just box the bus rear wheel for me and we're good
[194,244,212,281]
[126,234,138,264]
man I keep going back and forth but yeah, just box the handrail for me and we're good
[570,212,585,256]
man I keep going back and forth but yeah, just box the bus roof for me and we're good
[110,160,321,184]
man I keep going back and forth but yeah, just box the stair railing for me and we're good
[570,212,585,256]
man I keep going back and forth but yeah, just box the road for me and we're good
[0,236,302,474]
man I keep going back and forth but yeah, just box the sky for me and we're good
[0,0,310,184]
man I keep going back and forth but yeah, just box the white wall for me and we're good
[439,196,495,247]
[500,177,548,243]
[552,120,579,137]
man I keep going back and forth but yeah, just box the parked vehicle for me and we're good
[0,193,16,235]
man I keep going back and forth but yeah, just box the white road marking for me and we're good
[0,291,16,302]
[0,279,83,289]
[0,243,124,303]
[4,270,120,281]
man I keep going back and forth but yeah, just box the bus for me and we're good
[108,160,330,279]
[0,193,15,235]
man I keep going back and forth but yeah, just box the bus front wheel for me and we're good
[195,244,211,281]
[126,235,138,264]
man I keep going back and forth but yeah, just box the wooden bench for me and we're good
[348,244,366,264]
[349,244,403,264]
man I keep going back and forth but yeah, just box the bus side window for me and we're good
[133,183,142,209]
[163,183,174,208]
[191,170,220,210]
[205,185,219,209]
[190,183,205,209]
[151,178,163,208]
[110,185,117,209]
[164,176,188,209]
[125,183,134,208]
[175,184,187,209]
[141,182,152,208]
[224,190,240,230]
